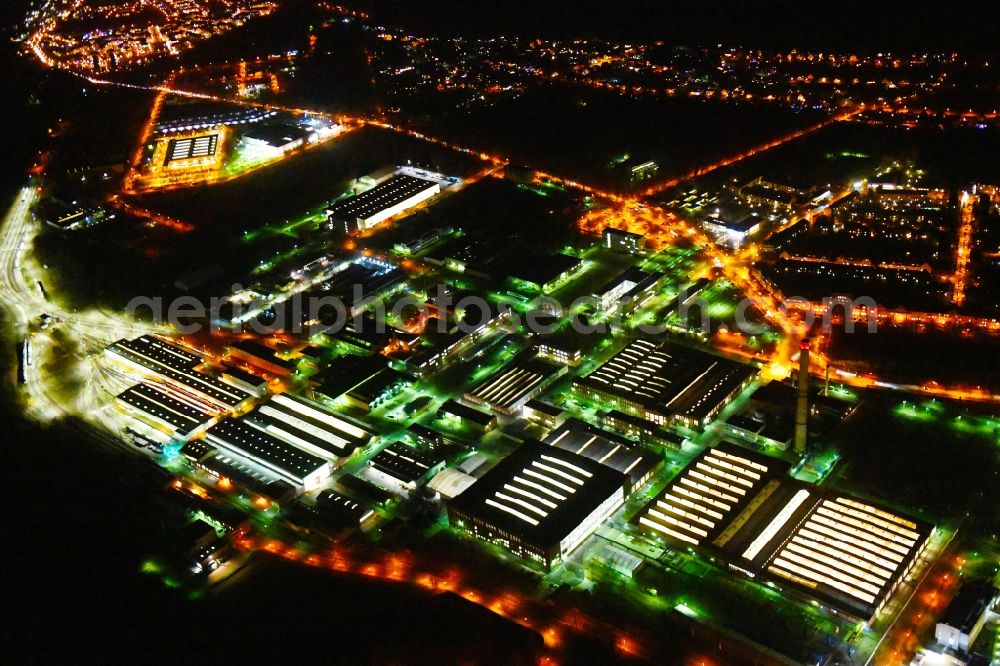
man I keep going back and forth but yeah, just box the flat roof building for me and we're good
[936,580,999,653]
[203,417,333,491]
[182,442,298,506]
[116,382,218,438]
[328,172,441,232]
[406,422,445,448]
[532,327,603,366]
[228,340,298,377]
[633,444,932,621]
[464,356,567,416]
[165,134,218,165]
[601,409,686,452]
[251,393,373,459]
[603,227,645,254]
[367,442,448,492]
[448,440,626,570]
[428,467,479,500]
[544,419,663,494]
[314,355,388,402]
[574,339,757,429]
[314,489,376,527]
[106,336,253,411]
[522,399,565,429]
[437,399,498,433]
[592,267,666,317]
[506,254,583,293]
[240,123,310,156]
[702,212,763,249]
[220,366,270,398]
[154,100,275,135]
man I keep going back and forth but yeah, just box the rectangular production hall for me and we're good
[203,417,332,492]
[633,444,932,621]
[463,356,567,416]
[543,419,663,494]
[248,393,374,459]
[574,338,756,429]
[166,134,219,165]
[448,440,626,569]
[106,335,255,412]
[116,382,218,439]
[328,170,442,232]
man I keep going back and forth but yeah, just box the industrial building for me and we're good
[220,366,270,398]
[574,339,757,429]
[314,489,376,527]
[532,327,603,366]
[154,99,276,135]
[603,227,645,254]
[702,212,762,249]
[437,399,498,433]
[448,440,626,569]
[309,257,406,318]
[328,171,441,232]
[106,336,254,411]
[180,440,297,506]
[591,267,666,317]
[935,580,999,652]
[543,419,663,494]
[36,198,115,230]
[251,393,374,459]
[165,134,219,165]
[228,340,298,377]
[427,467,479,500]
[521,399,565,429]
[506,254,583,293]
[203,418,332,491]
[404,304,513,376]
[343,367,410,411]
[367,442,448,492]
[722,414,794,451]
[601,409,686,451]
[393,225,455,255]
[116,382,218,439]
[406,422,445,448]
[634,444,788,548]
[633,444,932,621]
[463,356,567,416]
[314,355,389,404]
[238,123,310,158]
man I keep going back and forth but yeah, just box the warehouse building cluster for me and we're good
[108,335,378,496]
[633,444,932,621]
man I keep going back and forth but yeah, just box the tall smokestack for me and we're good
[794,338,810,454]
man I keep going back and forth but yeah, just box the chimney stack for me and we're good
[794,338,810,454]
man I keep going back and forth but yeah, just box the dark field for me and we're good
[829,394,1000,530]
[171,21,377,117]
[414,84,830,192]
[682,120,1000,193]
